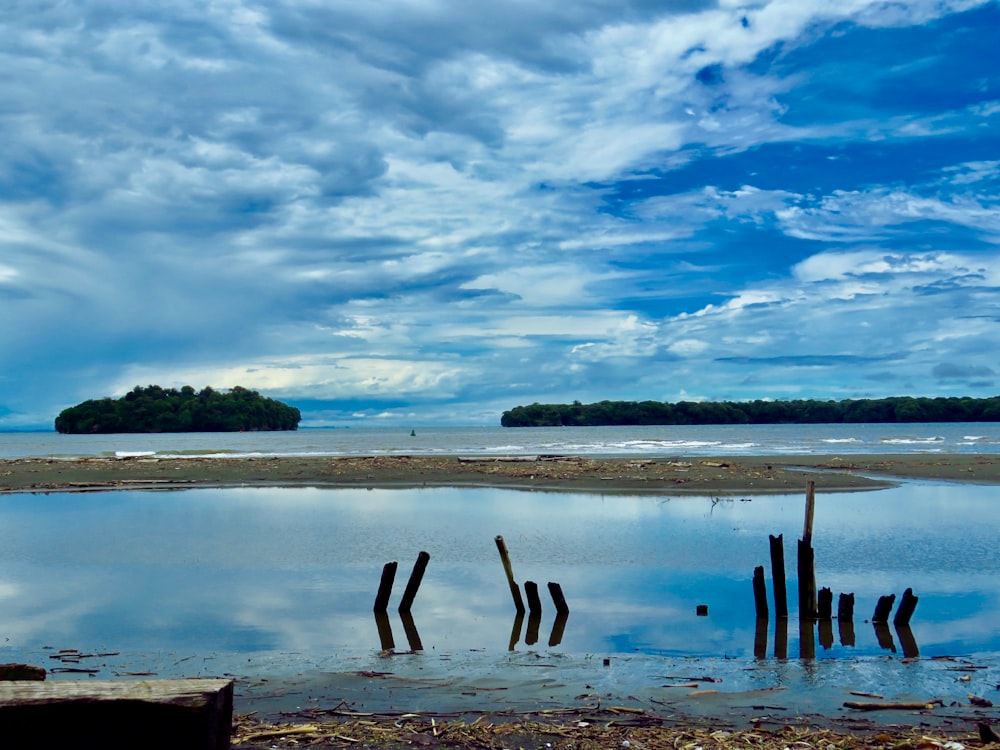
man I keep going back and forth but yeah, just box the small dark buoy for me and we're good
[696,604,709,616]
[410,429,416,436]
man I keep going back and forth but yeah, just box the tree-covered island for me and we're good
[55,385,301,433]
[501,396,1000,427]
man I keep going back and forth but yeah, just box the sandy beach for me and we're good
[3,452,1000,495]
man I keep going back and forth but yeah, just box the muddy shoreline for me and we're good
[4,452,1000,495]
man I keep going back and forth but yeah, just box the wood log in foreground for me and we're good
[0,678,233,750]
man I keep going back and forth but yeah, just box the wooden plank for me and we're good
[0,678,233,750]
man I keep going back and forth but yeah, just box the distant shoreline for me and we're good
[3,453,1000,494]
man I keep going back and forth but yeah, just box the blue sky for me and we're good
[1,0,998,429]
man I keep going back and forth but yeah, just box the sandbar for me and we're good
[2,452,1000,494]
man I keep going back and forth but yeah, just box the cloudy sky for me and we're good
[2,0,998,429]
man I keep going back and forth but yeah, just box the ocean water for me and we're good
[1,422,999,460]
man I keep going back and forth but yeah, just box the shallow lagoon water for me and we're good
[1,480,999,682]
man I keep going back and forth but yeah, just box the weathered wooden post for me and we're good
[893,588,918,626]
[548,613,568,647]
[797,539,816,619]
[524,581,542,615]
[817,587,833,620]
[399,610,423,651]
[803,480,816,542]
[398,551,430,614]
[495,535,526,614]
[872,594,896,623]
[753,566,768,619]
[896,623,919,658]
[838,593,856,647]
[374,561,398,613]
[374,610,394,651]
[873,621,896,651]
[525,611,541,646]
[773,617,788,660]
[768,534,788,618]
[818,617,834,650]
[508,611,525,651]
[799,617,816,659]
[547,582,569,615]
[754,617,768,659]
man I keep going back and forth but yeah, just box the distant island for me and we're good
[55,385,301,434]
[501,396,1000,427]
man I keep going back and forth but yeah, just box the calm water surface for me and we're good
[1,482,997,677]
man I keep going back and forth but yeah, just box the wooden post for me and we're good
[373,561,397,613]
[803,480,816,543]
[547,582,569,615]
[799,617,816,659]
[896,623,919,658]
[508,611,525,651]
[797,539,816,619]
[495,535,526,614]
[548,613,568,647]
[768,534,788,618]
[398,551,430,614]
[872,594,896,623]
[752,566,768,619]
[524,581,542,615]
[837,592,855,620]
[817,587,832,620]
[525,612,541,646]
[893,588,918,626]
[399,610,423,652]
[773,616,788,660]
[873,621,896,651]
[0,679,233,750]
[374,610,394,651]
[753,617,768,659]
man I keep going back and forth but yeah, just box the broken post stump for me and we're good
[753,565,768,619]
[524,580,542,615]
[872,594,896,624]
[768,533,788,618]
[547,582,569,615]
[817,587,833,620]
[838,592,855,620]
[495,535,526,614]
[374,561,398,613]
[398,551,430,614]
[797,539,817,619]
[893,587,919,626]
[803,480,816,543]
[0,678,233,750]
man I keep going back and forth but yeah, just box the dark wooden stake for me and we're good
[872,594,896,623]
[374,611,394,651]
[398,551,430,614]
[753,566,769,619]
[896,623,919,658]
[525,612,541,646]
[797,539,816,619]
[803,480,816,543]
[768,534,788,618]
[374,561,397,613]
[399,610,423,651]
[817,587,833,620]
[548,613,568,647]
[507,611,524,651]
[839,615,856,647]
[754,617,768,659]
[799,617,816,659]
[547,582,569,615]
[873,621,896,651]
[818,618,834,650]
[893,587,919,626]
[773,617,788,660]
[524,581,542,615]
[495,535,526,614]
[837,592,855,620]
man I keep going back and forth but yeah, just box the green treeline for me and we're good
[500,396,1000,427]
[55,385,301,434]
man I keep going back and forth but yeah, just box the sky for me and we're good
[1,0,999,429]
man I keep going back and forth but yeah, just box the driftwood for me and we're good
[843,699,935,711]
[0,678,233,750]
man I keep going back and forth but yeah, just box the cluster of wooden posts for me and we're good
[751,481,920,659]
[372,537,571,651]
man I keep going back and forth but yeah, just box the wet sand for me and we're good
[3,452,1000,495]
